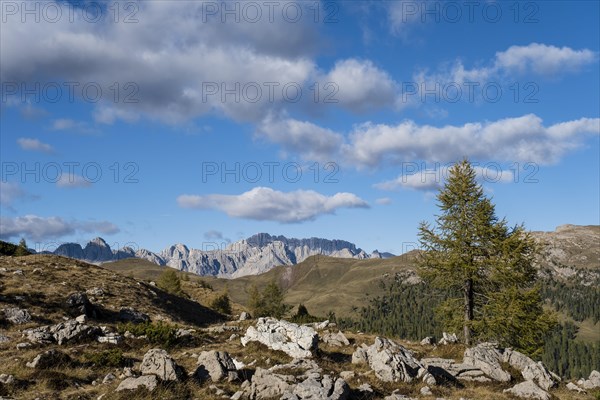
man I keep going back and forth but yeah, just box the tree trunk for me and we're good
[464,278,474,345]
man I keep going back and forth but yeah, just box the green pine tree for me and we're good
[15,238,29,257]
[247,281,290,319]
[418,159,554,352]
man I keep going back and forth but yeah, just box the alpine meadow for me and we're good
[1,1,599,399]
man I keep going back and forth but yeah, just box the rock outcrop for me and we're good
[352,337,433,384]
[116,375,159,392]
[195,351,238,382]
[139,349,184,381]
[503,380,551,400]
[463,343,511,382]
[241,318,318,358]
[239,359,348,400]
[578,370,600,389]
[3,307,31,324]
[322,331,350,347]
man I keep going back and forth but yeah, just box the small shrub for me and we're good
[197,280,213,290]
[118,321,178,348]
[210,293,232,315]
[84,349,129,367]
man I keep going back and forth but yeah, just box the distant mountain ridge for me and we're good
[45,233,395,278]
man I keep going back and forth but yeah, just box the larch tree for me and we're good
[418,159,554,353]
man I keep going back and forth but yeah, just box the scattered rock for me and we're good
[384,390,417,400]
[16,342,32,350]
[22,326,54,344]
[339,371,355,380]
[97,333,123,344]
[420,336,434,345]
[0,334,10,343]
[463,343,511,382]
[51,319,101,345]
[246,367,294,399]
[420,386,433,395]
[139,349,184,381]
[241,318,318,359]
[102,373,116,384]
[243,359,349,400]
[75,314,88,324]
[503,380,550,400]
[522,362,559,390]
[0,374,14,384]
[503,348,559,390]
[195,350,238,382]
[438,332,458,345]
[3,307,31,324]
[578,370,600,389]
[314,320,330,330]
[357,383,373,392]
[118,307,150,323]
[66,292,96,317]
[351,337,430,384]
[86,287,105,297]
[239,312,251,321]
[26,349,71,369]
[322,331,350,347]
[116,375,159,392]
[566,382,586,393]
[12,269,23,276]
[175,328,194,338]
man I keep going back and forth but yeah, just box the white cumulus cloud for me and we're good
[177,187,369,223]
[17,138,54,153]
[0,215,119,242]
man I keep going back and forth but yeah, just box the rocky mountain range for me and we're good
[49,234,394,278]
[43,225,600,279]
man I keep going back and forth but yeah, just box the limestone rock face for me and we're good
[241,318,318,359]
[22,326,54,344]
[239,312,251,321]
[51,320,101,345]
[351,337,428,384]
[503,348,560,390]
[3,307,31,324]
[243,359,348,400]
[503,380,551,400]
[566,382,586,393]
[322,331,350,347]
[116,375,159,392]
[195,351,238,382]
[139,349,184,381]
[522,362,560,390]
[578,370,600,389]
[438,332,458,345]
[463,343,511,382]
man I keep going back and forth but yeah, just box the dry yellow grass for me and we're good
[1,254,598,399]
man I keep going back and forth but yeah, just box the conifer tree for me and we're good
[418,159,554,352]
[15,238,29,256]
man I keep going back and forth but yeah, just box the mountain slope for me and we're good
[45,233,394,278]
[105,225,599,320]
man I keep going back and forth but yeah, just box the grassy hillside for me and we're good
[0,254,222,327]
[104,253,418,318]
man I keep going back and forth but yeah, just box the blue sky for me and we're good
[1,0,599,255]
